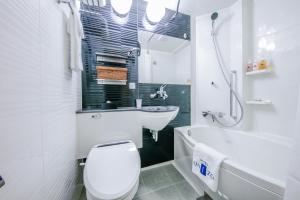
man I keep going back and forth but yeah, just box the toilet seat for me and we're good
[84,141,140,200]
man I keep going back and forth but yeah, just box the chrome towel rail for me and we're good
[58,0,74,14]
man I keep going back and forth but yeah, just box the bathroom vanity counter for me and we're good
[76,106,179,114]
[76,107,138,114]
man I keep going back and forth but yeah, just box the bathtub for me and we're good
[174,126,292,200]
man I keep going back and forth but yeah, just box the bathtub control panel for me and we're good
[0,175,5,188]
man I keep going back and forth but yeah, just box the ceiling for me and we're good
[161,0,238,16]
[81,0,238,17]
[138,30,190,53]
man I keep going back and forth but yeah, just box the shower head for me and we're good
[211,12,218,21]
[211,12,218,35]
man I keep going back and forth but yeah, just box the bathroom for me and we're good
[0,0,299,199]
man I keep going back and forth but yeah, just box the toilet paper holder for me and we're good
[0,175,5,188]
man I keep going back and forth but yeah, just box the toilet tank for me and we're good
[76,111,143,159]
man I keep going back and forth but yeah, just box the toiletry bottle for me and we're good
[246,60,253,72]
[258,59,268,70]
[253,59,258,71]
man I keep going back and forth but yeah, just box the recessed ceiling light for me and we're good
[111,0,132,16]
[146,1,166,24]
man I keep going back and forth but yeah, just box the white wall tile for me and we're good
[284,86,300,200]
[193,0,300,139]
[246,0,300,138]
[194,0,243,126]
[0,0,81,199]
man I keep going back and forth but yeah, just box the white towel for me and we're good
[67,3,84,72]
[192,143,227,192]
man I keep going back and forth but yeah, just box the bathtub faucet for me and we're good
[202,111,225,122]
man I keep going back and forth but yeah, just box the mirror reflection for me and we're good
[137,0,192,85]
[138,30,191,84]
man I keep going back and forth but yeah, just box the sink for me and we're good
[140,106,179,132]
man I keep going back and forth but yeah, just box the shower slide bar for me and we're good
[230,70,237,120]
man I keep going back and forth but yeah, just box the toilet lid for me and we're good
[84,141,140,200]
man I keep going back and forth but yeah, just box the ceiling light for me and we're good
[111,0,132,16]
[146,1,166,24]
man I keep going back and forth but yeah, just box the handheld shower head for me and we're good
[211,12,218,21]
[211,12,218,36]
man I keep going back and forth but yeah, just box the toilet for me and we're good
[84,141,140,200]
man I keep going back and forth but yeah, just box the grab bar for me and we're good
[230,70,237,120]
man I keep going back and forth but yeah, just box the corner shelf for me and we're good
[246,100,272,105]
[97,79,127,85]
[246,69,271,76]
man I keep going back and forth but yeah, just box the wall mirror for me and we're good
[137,0,192,85]
[138,30,191,84]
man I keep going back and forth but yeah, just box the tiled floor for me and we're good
[76,164,202,200]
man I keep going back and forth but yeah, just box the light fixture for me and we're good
[146,0,166,24]
[111,0,132,16]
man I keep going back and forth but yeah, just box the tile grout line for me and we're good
[137,164,187,198]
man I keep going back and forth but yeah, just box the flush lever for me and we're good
[0,175,5,188]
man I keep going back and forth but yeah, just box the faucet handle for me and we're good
[163,93,168,100]
[202,111,210,117]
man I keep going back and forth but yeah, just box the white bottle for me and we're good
[253,59,258,71]
[246,60,253,72]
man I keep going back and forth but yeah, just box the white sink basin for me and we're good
[140,106,179,131]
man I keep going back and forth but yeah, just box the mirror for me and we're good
[138,31,191,84]
[137,0,192,85]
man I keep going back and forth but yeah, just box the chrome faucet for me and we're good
[150,84,168,100]
[202,111,225,122]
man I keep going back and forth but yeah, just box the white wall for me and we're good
[0,0,81,199]
[284,86,300,199]
[139,46,191,85]
[194,0,244,126]
[245,0,300,138]
[193,0,300,139]
[139,49,176,84]
[175,45,192,84]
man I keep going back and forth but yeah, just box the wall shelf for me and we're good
[246,100,272,105]
[246,69,271,76]
[97,79,127,85]
[96,53,127,65]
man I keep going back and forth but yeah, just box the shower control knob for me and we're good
[0,175,5,188]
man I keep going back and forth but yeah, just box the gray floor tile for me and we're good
[141,166,172,192]
[76,164,200,200]
[79,187,87,200]
[135,185,182,200]
[136,178,149,196]
[72,184,84,200]
[164,164,185,183]
[175,181,200,200]
[197,195,213,200]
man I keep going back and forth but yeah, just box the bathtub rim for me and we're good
[174,125,289,196]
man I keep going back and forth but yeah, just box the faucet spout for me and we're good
[150,84,168,100]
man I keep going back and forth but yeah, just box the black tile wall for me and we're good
[139,84,191,167]
[80,1,191,167]
[81,0,190,109]
[81,1,139,109]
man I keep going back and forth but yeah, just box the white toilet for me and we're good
[84,141,140,200]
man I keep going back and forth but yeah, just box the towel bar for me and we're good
[58,0,74,14]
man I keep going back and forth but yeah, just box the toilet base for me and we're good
[86,179,139,200]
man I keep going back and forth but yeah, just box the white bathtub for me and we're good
[174,126,292,200]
